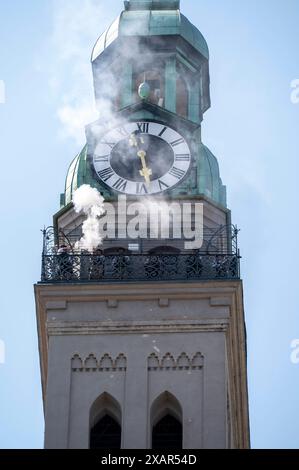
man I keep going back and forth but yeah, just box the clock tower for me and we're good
[35,0,250,449]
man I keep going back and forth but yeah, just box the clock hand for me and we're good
[129,132,144,149]
[137,149,152,185]
[129,133,151,184]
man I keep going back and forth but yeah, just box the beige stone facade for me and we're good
[35,280,250,449]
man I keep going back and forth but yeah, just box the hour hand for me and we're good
[137,150,152,185]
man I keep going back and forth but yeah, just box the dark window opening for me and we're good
[90,415,121,449]
[103,247,130,255]
[149,246,181,255]
[152,415,183,449]
[135,70,164,107]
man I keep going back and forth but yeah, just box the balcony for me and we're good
[40,225,240,284]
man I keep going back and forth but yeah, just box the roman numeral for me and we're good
[137,122,149,133]
[136,183,148,194]
[169,167,185,179]
[94,155,109,163]
[171,137,184,147]
[158,126,167,137]
[175,154,190,162]
[158,180,170,191]
[98,167,114,182]
[113,178,127,191]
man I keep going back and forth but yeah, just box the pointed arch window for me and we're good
[152,415,182,449]
[90,415,121,449]
[151,391,183,449]
[89,393,122,449]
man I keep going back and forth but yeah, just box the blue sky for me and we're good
[0,0,298,448]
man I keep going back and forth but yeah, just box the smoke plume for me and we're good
[73,184,105,251]
[48,0,121,145]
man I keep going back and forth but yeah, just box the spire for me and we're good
[124,0,180,10]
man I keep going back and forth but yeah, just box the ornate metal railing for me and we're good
[40,225,241,283]
[43,224,239,256]
[41,252,239,283]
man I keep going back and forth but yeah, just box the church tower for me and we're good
[35,0,250,449]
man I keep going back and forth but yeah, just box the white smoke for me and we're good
[73,184,105,251]
[48,0,121,145]
[47,0,173,153]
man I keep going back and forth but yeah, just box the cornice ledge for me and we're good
[46,318,229,336]
[36,281,242,303]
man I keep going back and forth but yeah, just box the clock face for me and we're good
[93,121,191,195]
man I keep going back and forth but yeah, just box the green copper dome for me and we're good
[92,6,209,63]
[59,0,225,210]
[62,146,112,207]
[197,143,226,206]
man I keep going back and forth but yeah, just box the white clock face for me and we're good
[93,121,191,195]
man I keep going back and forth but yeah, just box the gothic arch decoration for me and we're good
[89,392,122,449]
[99,353,114,371]
[147,352,204,371]
[71,354,83,371]
[150,391,183,449]
[177,352,190,369]
[148,352,160,370]
[114,353,127,371]
[161,353,176,370]
[192,352,204,369]
[84,354,98,371]
[71,353,127,372]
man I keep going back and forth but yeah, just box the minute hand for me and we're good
[137,150,152,185]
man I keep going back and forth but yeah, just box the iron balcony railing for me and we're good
[40,225,241,283]
[41,252,240,283]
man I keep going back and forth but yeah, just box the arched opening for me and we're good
[152,415,183,449]
[135,70,164,106]
[176,76,189,119]
[89,393,122,449]
[90,415,121,449]
[151,391,183,449]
